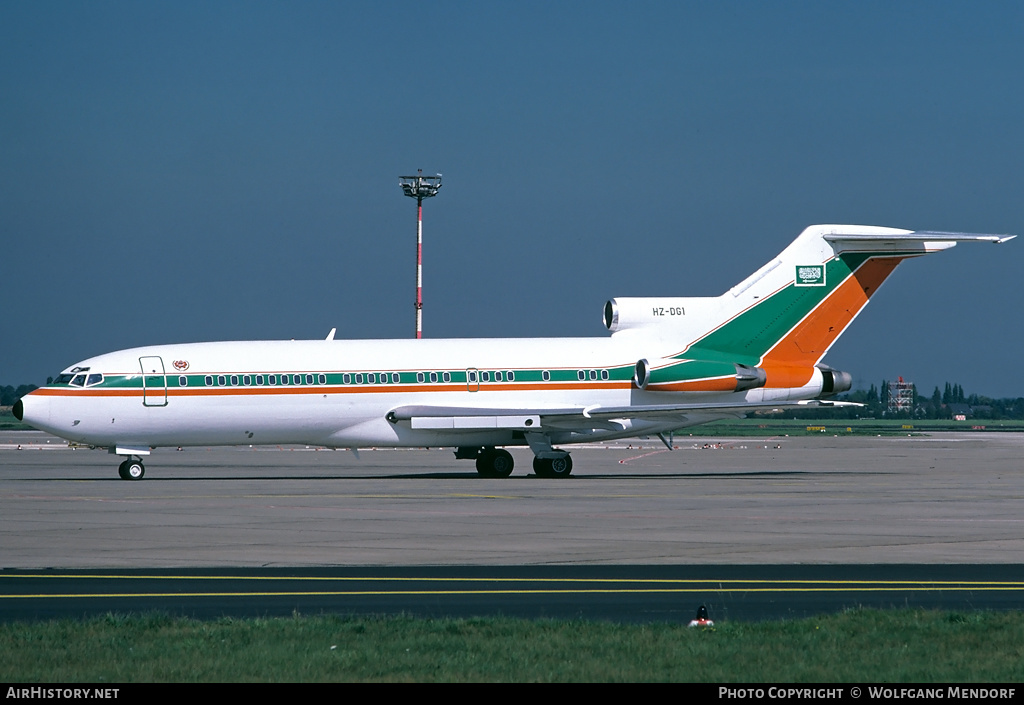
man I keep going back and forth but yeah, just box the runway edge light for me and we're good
[689,604,714,628]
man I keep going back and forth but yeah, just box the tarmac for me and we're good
[2,429,1023,568]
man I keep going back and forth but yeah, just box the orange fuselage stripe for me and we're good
[647,377,737,393]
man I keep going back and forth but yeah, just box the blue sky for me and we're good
[2,1,1022,397]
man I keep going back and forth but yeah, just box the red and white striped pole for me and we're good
[415,198,424,339]
[399,171,441,339]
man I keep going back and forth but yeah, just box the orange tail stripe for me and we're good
[761,256,905,387]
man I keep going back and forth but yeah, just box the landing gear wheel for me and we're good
[533,454,572,478]
[118,459,145,481]
[476,448,514,478]
[533,457,551,478]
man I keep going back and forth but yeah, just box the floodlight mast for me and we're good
[399,170,442,339]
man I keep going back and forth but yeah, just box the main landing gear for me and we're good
[456,446,573,478]
[117,458,145,481]
[532,454,573,478]
[474,448,515,478]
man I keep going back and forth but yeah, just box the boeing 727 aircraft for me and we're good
[15,224,1014,480]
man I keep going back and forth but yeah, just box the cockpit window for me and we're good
[53,373,75,385]
[70,374,87,387]
[86,374,103,386]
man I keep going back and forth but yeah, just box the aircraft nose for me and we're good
[13,392,50,429]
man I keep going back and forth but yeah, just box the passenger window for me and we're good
[507,371,515,382]
[429,372,438,383]
[256,375,264,385]
[601,370,609,380]
[218,375,226,386]
[205,375,213,386]
[442,371,451,383]
[542,370,550,381]
[577,370,585,381]
[179,376,188,387]
[243,375,251,386]
[417,372,425,383]
[318,374,326,384]
[495,371,503,382]
[392,373,400,383]
[481,371,490,382]
[305,374,313,385]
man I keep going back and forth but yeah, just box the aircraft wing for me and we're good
[387,399,859,432]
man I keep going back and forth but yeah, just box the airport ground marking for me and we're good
[3,574,1024,587]
[3,574,1024,601]
[5,586,1024,600]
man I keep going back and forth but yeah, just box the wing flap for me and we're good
[411,415,541,430]
[388,399,860,432]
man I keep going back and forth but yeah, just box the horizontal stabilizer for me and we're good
[824,230,1016,246]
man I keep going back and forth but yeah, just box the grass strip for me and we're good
[2,609,1022,682]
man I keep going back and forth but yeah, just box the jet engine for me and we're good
[817,366,853,396]
[604,297,694,333]
[633,357,767,393]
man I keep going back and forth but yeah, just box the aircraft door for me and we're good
[140,356,168,407]
[466,368,480,392]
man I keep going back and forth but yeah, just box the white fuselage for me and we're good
[20,335,820,452]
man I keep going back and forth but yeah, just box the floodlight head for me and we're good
[399,170,442,200]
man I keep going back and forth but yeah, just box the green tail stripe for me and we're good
[675,252,876,365]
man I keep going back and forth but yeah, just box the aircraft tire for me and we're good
[533,454,572,478]
[476,449,514,478]
[118,459,145,481]
[533,457,552,478]
[548,454,572,478]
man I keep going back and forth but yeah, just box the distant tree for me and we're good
[929,387,942,419]
[1,384,38,406]
[866,384,878,404]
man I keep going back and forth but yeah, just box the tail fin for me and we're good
[607,224,1013,388]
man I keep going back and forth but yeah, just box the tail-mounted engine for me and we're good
[817,365,853,396]
[633,358,767,393]
[604,297,694,333]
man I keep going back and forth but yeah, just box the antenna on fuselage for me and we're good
[399,170,442,339]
